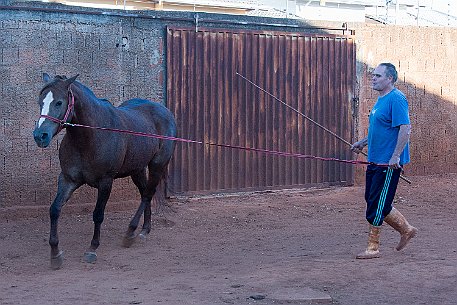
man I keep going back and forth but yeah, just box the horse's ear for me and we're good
[65,74,79,86]
[43,73,52,83]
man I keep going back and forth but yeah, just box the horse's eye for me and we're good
[55,101,63,107]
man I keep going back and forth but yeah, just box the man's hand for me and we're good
[351,138,367,154]
[389,155,401,169]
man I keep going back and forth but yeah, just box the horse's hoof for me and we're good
[83,251,97,264]
[50,251,64,270]
[122,235,136,248]
[138,229,150,240]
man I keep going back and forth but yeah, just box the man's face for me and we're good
[371,65,393,92]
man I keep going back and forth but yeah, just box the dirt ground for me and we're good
[1,173,456,305]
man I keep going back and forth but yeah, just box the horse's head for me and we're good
[33,73,78,148]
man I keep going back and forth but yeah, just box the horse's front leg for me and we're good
[49,173,80,270]
[84,178,113,264]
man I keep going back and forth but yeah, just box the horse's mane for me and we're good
[40,75,113,106]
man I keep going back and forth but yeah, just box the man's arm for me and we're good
[389,124,411,169]
[351,137,368,154]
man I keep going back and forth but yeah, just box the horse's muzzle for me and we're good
[33,129,52,148]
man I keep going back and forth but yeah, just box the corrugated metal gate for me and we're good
[166,27,356,195]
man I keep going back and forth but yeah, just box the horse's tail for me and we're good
[152,165,176,215]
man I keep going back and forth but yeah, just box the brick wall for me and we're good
[0,3,329,212]
[353,24,457,183]
[1,3,457,211]
[0,5,167,209]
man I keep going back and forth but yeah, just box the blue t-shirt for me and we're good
[367,88,410,166]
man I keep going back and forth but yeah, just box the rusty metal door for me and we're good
[167,27,356,195]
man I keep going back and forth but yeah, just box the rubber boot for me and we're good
[384,207,418,251]
[356,225,381,259]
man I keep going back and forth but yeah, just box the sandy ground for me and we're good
[1,173,456,305]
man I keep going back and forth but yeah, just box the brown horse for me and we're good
[33,73,177,269]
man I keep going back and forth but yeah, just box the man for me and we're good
[351,62,418,259]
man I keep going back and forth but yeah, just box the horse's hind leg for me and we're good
[139,164,169,237]
[123,169,149,247]
[83,178,113,264]
[123,165,166,247]
[49,173,81,269]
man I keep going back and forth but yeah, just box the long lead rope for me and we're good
[56,120,375,166]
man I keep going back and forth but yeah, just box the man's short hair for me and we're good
[380,62,398,83]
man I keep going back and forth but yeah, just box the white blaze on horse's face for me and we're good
[38,91,54,127]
